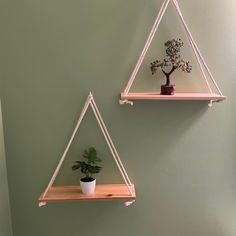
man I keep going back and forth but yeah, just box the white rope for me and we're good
[124,0,169,94]
[174,0,223,96]
[172,0,223,96]
[124,0,170,94]
[171,0,212,93]
[91,97,132,185]
[89,97,133,196]
[190,42,213,93]
[89,102,130,185]
[41,93,134,200]
[42,94,92,198]
[189,34,213,93]
[122,0,223,98]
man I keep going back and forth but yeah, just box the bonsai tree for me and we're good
[150,38,192,95]
[72,147,102,182]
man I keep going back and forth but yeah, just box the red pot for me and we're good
[160,85,175,95]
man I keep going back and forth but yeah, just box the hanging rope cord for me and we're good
[42,95,92,198]
[124,0,223,96]
[171,0,212,93]
[89,96,133,196]
[42,93,133,199]
[124,0,170,94]
[172,0,223,96]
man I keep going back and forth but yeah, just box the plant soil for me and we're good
[80,177,95,182]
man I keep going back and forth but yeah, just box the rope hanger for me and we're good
[121,0,223,106]
[39,93,135,207]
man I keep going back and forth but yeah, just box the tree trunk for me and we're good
[162,66,177,86]
[165,74,170,86]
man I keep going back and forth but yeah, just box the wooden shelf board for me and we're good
[121,92,226,102]
[39,184,136,203]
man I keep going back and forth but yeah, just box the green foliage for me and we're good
[72,147,102,178]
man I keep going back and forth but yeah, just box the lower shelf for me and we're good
[39,184,136,204]
[121,92,226,102]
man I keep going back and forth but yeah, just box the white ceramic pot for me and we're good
[80,178,96,195]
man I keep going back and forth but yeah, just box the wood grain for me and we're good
[39,184,136,203]
[121,92,226,102]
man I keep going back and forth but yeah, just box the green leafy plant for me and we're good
[72,147,102,181]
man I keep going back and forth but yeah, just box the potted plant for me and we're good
[150,38,192,95]
[72,147,102,195]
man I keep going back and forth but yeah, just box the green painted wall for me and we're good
[0,103,13,236]
[1,0,236,235]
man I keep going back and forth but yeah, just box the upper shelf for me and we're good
[121,92,226,102]
[119,0,225,105]
[38,184,136,204]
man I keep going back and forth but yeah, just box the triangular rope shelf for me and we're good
[120,0,226,106]
[38,93,135,207]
